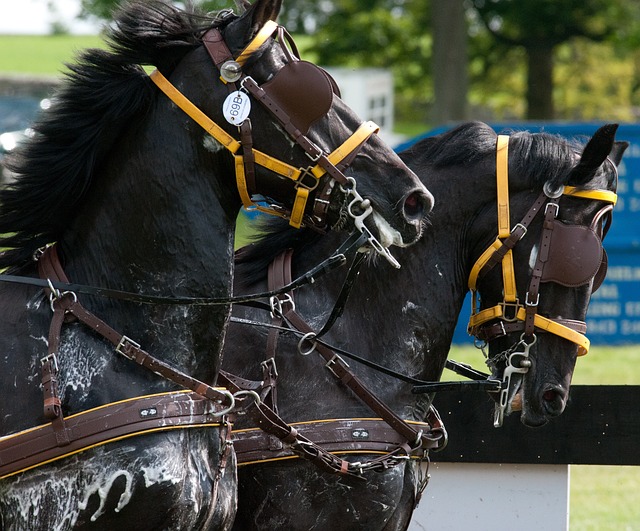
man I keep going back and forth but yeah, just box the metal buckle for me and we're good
[545,202,559,217]
[325,353,349,378]
[261,357,279,378]
[296,167,320,191]
[525,292,539,307]
[115,335,141,357]
[501,300,521,322]
[269,293,295,318]
[40,352,59,372]
[511,222,527,239]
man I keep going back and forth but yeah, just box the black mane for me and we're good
[0,1,230,269]
[401,120,581,190]
[237,121,587,284]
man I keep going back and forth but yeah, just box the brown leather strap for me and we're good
[478,192,548,280]
[233,418,435,466]
[202,28,234,71]
[0,392,227,480]
[37,246,232,406]
[475,318,587,343]
[524,200,559,337]
[283,309,446,451]
[239,119,257,198]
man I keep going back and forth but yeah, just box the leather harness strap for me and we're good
[0,245,234,480]
[0,391,228,481]
[224,249,447,474]
[233,418,437,467]
[37,246,233,407]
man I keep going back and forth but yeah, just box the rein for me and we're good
[149,19,402,268]
[0,232,365,306]
[226,247,448,479]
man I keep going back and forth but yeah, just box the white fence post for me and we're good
[409,462,570,531]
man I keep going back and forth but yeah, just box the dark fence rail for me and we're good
[432,385,640,465]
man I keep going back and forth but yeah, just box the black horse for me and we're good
[0,1,432,529]
[224,121,626,530]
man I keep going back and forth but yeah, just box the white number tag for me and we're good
[223,91,251,125]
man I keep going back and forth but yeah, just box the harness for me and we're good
[1,21,390,479]
[149,18,401,267]
[0,245,237,480]
[466,135,617,426]
[224,249,447,481]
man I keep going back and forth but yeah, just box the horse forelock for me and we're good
[0,1,233,270]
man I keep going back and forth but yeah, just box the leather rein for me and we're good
[225,248,448,480]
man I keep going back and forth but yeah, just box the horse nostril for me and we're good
[403,191,430,222]
[541,387,566,416]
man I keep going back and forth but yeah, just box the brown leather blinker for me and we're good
[261,60,338,134]
[540,220,606,289]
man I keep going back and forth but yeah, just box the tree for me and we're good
[312,1,433,123]
[469,0,634,120]
[431,0,468,125]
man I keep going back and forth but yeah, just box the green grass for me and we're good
[0,35,105,77]
[3,33,638,531]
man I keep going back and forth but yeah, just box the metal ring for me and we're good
[298,332,317,356]
[212,390,236,417]
[233,390,262,408]
[519,332,537,347]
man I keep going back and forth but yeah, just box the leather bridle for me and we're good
[149,18,402,267]
[466,135,617,425]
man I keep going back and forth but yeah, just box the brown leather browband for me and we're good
[0,245,233,480]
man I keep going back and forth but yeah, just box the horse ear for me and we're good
[569,124,618,184]
[240,0,282,34]
[609,140,629,166]
[225,0,282,53]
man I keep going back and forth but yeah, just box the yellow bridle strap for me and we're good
[563,186,618,205]
[235,20,279,67]
[496,135,517,302]
[288,120,379,228]
[234,155,253,209]
[469,305,590,356]
[290,187,310,228]
[149,69,241,153]
[309,121,380,180]
[468,237,502,291]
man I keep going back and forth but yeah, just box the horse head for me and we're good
[468,124,627,427]
[142,0,432,265]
